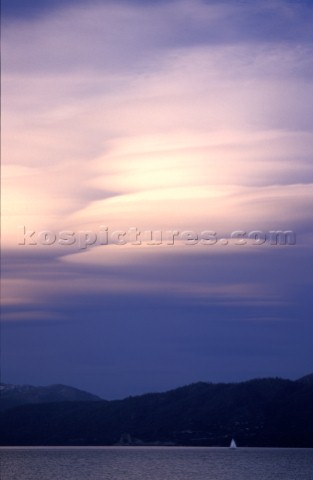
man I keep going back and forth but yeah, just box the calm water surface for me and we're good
[0,447,312,480]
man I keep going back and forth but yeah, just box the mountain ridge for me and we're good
[0,383,101,411]
[1,374,312,447]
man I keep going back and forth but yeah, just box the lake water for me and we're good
[0,447,312,480]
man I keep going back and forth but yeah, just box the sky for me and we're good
[1,0,313,399]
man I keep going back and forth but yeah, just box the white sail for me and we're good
[230,438,237,449]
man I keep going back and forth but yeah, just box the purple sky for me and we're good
[2,0,313,398]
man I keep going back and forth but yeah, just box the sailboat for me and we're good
[230,438,237,449]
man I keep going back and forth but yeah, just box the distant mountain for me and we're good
[1,375,312,447]
[0,383,101,411]
[297,373,313,385]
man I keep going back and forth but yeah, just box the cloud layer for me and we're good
[2,0,313,396]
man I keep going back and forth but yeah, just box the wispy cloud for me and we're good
[3,0,313,303]
[2,1,313,395]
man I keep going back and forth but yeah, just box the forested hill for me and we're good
[1,375,313,447]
